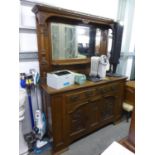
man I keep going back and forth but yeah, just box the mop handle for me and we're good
[35,86,40,110]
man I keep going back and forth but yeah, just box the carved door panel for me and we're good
[67,101,89,141]
[100,93,118,123]
[88,96,101,131]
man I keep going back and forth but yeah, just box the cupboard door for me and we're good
[88,96,101,131]
[100,93,118,123]
[67,101,89,142]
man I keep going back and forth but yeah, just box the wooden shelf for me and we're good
[51,58,91,65]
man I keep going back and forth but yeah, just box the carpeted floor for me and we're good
[30,118,130,155]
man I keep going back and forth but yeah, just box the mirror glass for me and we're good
[107,29,112,53]
[50,23,104,60]
[95,28,102,55]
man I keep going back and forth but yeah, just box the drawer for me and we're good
[66,88,96,104]
[96,83,120,94]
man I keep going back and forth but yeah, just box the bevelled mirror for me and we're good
[50,22,110,60]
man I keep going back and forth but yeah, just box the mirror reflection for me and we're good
[51,23,91,60]
[95,28,102,55]
[51,23,107,60]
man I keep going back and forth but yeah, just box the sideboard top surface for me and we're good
[41,76,127,95]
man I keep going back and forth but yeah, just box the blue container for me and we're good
[74,73,86,85]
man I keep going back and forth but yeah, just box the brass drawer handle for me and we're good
[111,86,116,91]
[96,88,101,93]
[108,87,112,90]
[100,88,106,93]
[70,95,79,101]
[85,91,92,97]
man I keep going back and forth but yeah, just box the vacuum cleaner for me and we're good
[30,69,52,154]
[20,71,52,154]
[20,73,35,129]
[33,110,52,154]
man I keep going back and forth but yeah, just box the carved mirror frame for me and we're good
[32,5,114,81]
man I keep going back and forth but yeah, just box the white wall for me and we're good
[30,0,119,19]
[19,61,39,74]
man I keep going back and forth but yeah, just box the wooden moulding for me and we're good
[32,4,114,26]
[51,58,91,65]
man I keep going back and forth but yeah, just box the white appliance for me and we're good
[47,70,75,89]
[90,55,108,79]
[19,88,29,155]
[35,110,46,139]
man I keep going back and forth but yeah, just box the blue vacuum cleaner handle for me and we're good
[28,94,35,129]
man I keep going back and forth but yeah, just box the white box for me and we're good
[47,70,75,89]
